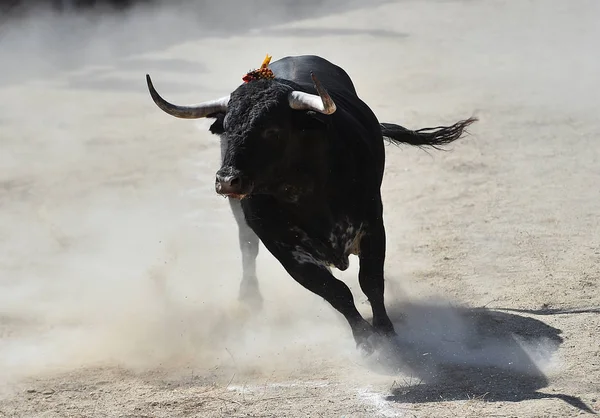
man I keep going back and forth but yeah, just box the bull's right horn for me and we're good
[288,72,337,115]
[146,74,229,119]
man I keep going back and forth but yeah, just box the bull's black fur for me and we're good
[149,54,476,355]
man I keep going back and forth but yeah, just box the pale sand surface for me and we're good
[0,1,599,416]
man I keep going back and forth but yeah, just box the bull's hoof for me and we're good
[229,300,253,321]
[355,331,385,358]
[238,293,263,311]
[238,279,263,311]
[357,340,375,358]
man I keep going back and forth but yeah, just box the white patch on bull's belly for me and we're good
[289,221,362,268]
[289,226,328,267]
[291,247,327,267]
[329,221,363,256]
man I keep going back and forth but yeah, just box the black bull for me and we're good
[146,55,476,355]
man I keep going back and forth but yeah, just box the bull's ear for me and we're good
[209,112,226,134]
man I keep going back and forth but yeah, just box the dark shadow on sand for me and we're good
[493,306,600,316]
[362,302,596,414]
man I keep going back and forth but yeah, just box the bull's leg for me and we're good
[228,197,262,309]
[290,260,376,353]
[358,219,396,336]
[257,241,377,353]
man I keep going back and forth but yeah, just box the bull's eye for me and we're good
[262,127,281,140]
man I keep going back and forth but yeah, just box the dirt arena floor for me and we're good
[1,0,599,416]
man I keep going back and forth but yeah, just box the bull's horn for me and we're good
[288,72,337,115]
[146,74,229,119]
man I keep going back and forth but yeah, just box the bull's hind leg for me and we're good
[358,219,396,336]
[228,197,262,309]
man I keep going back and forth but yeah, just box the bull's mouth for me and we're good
[215,180,253,199]
[223,193,248,200]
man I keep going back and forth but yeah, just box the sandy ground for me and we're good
[1,0,599,416]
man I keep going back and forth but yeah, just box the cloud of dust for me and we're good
[0,0,565,395]
[0,0,362,390]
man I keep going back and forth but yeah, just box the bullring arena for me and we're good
[0,1,599,416]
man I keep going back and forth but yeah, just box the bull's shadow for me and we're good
[361,301,595,413]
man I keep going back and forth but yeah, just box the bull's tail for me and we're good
[380,117,477,150]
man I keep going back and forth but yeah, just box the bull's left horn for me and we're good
[146,74,229,119]
[288,72,337,115]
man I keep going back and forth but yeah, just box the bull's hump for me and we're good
[269,55,357,96]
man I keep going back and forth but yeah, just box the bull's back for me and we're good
[271,55,385,185]
[269,55,358,96]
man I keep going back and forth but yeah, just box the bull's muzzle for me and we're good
[215,168,252,199]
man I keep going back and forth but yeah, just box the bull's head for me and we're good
[146,72,336,200]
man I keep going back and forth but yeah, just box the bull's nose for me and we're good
[215,169,250,198]
[216,174,241,194]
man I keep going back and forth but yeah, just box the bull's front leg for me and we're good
[258,239,378,355]
[358,218,396,336]
[228,197,262,309]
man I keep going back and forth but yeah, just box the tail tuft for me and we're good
[381,117,477,150]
